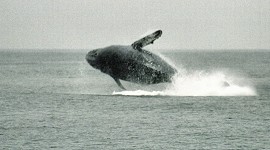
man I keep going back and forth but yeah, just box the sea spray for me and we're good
[163,71,257,96]
[113,71,257,96]
[112,54,257,96]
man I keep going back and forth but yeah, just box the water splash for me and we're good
[113,55,257,96]
[165,71,256,96]
[113,71,257,96]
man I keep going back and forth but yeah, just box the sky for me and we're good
[0,0,269,50]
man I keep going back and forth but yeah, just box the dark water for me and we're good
[0,50,269,149]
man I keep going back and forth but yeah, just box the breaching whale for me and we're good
[86,30,177,90]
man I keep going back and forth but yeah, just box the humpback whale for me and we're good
[86,30,177,90]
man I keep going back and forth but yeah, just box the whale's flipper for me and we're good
[113,77,126,90]
[131,30,162,51]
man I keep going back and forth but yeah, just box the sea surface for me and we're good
[0,50,269,149]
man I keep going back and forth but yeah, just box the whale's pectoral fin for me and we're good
[112,77,126,90]
[131,30,162,51]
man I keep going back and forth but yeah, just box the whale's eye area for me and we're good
[93,53,97,56]
[89,50,98,57]
[86,49,99,62]
[91,50,98,57]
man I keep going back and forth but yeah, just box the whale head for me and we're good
[86,49,100,69]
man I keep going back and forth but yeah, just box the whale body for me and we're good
[85,30,177,90]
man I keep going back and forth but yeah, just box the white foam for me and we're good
[163,71,257,96]
[113,90,164,96]
[112,68,257,97]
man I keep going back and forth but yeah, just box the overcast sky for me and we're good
[0,0,269,50]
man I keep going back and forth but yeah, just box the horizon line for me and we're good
[1,48,270,51]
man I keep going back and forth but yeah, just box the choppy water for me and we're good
[0,50,269,149]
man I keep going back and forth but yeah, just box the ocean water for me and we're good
[0,50,269,149]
